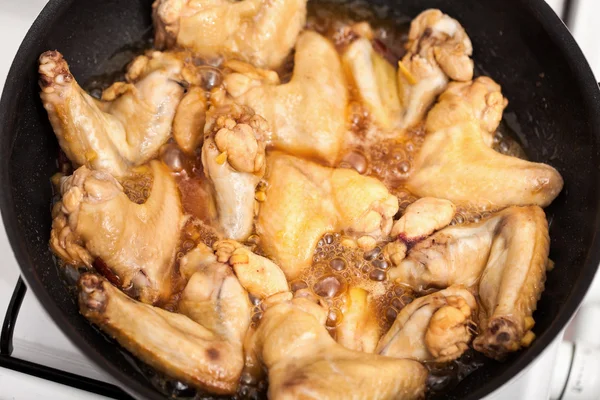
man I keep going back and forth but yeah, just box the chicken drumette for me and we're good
[39,50,186,177]
[377,286,477,362]
[201,104,269,241]
[389,206,550,359]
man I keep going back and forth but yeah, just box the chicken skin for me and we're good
[336,287,381,353]
[389,206,550,359]
[407,77,563,208]
[39,50,185,177]
[385,197,456,267]
[201,104,269,240]
[342,9,473,132]
[257,152,398,279]
[173,86,207,154]
[253,297,428,400]
[377,286,476,362]
[225,31,348,165]
[51,161,184,304]
[342,37,403,131]
[152,0,307,69]
[398,9,474,129]
[214,239,289,299]
[78,264,250,394]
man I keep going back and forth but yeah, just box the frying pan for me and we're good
[1,0,599,399]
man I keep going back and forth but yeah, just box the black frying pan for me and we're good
[1,0,600,399]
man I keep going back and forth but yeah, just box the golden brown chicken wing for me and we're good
[389,206,550,359]
[152,0,307,68]
[253,297,428,399]
[225,31,348,165]
[406,77,563,208]
[257,152,398,279]
[78,269,250,394]
[39,50,185,177]
[51,161,183,304]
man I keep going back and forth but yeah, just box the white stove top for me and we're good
[1,1,599,399]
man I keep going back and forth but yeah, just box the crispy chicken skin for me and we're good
[39,50,185,177]
[78,268,250,394]
[201,104,269,240]
[51,161,183,304]
[225,31,348,165]
[152,0,307,69]
[377,286,476,362]
[254,297,428,400]
[407,77,564,208]
[257,152,398,279]
[389,206,550,359]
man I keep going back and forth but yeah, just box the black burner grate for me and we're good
[0,277,133,399]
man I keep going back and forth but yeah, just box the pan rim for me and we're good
[0,0,599,399]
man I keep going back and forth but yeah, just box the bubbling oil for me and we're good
[122,173,153,204]
[293,232,414,334]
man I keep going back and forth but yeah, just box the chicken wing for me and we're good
[214,239,289,299]
[51,161,183,304]
[225,31,348,165]
[39,50,185,177]
[257,152,398,279]
[377,286,476,362]
[388,206,549,359]
[253,297,428,399]
[406,77,563,208]
[173,86,207,154]
[179,242,218,280]
[336,287,381,353]
[342,37,403,131]
[201,104,269,240]
[79,266,250,394]
[152,0,307,69]
[341,9,473,131]
[178,262,251,346]
[399,9,473,128]
[473,206,549,359]
[392,197,456,241]
[385,197,456,267]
